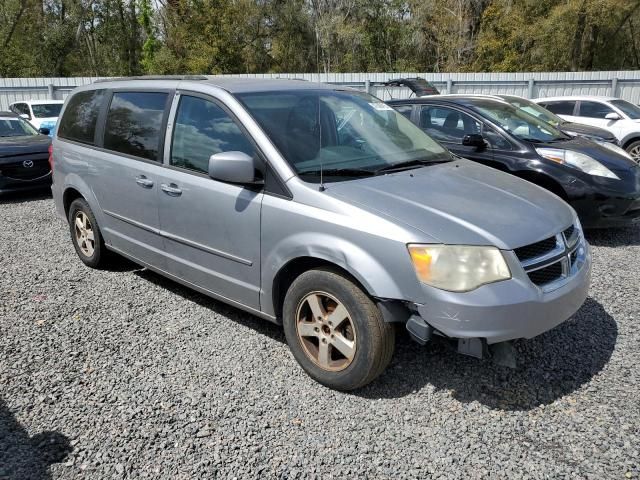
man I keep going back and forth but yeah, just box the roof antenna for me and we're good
[318,94,325,192]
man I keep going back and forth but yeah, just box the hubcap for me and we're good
[74,211,95,257]
[629,145,640,165]
[295,291,356,372]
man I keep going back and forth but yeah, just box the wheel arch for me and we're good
[622,136,640,150]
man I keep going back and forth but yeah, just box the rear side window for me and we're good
[103,91,168,161]
[578,101,615,119]
[543,101,576,116]
[58,90,105,144]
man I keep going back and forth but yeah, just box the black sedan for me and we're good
[0,112,52,194]
[388,96,640,228]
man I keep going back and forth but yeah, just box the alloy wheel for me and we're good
[74,211,95,257]
[629,145,640,165]
[295,291,356,372]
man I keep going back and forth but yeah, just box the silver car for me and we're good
[51,77,591,390]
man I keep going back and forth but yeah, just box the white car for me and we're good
[8,100,64,135]
[534,96,640,162]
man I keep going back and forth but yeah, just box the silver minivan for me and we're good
[51,77,591,390]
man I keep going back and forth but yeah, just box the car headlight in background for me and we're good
[535,147,619,179]
[595,140,634,161]
[408,244,511,292]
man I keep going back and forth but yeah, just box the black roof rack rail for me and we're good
[94,75,209,83]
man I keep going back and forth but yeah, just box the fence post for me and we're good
[47,83,55,99]
[365,79,370,94]
[446,78,453,94]
[611,77,618,98]
[528,78,535,99]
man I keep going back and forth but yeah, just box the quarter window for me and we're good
[58,90,106,144]
[542,101,576,116]
[103,91,168,161]
[578,101,615,119]
[171,95,255,174]
[419,105,481,143]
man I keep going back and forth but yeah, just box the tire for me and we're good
[282,268,395,391]
[68,198,108,268]
[625,140,640,165]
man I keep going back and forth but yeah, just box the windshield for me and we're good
[31,103,63,118]
[0,117,39,137]
[473,100,568,143]
[236,90,450,182]
[610,99,640,120]
[502,96,564,127]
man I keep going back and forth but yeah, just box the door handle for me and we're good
[161,183,182,196]
[135,175,154,188]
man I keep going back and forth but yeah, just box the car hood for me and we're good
[0,134,50,160]
[560,122,616,142]
[536,136,637,173]
[324,159,574,250]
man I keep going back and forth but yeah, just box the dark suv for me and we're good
[389,96,640,228]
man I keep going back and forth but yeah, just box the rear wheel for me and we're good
[68,198,107,268]
[625,140,640,165]
[283,268,395,391]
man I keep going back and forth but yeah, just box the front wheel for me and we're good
[625,140,640,165]
[283,268,395,391]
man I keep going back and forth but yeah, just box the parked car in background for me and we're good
[534,96,640,162]
[388,95,640,228]
[9,100,64,136]
[0,112,52,194]
[494,95,618,145]
[52,77,590,390]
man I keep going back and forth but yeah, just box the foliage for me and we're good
[0,0,638,77]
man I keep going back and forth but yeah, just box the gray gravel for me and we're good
[1,193,639,480]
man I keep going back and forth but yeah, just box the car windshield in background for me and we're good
[610,99,640,120]
[0,117,39,137]
[236,90,450,182]
[31,103,63,118]
[473,101,568,143]
[503,97,564,127]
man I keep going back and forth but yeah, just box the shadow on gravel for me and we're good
[357,297,617,411]
[0,399,72,480]
[134,268,286,344]
[0,189,52,205]
[585,226,640,247]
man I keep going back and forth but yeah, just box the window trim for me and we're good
[97,88,174,163]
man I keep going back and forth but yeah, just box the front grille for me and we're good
[514,236,557,262]
[0,158,50,180]
[528,262,563,286]
[563,225,575,240]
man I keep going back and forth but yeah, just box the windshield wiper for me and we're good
[297,167,375,177]
[375,157,450,174]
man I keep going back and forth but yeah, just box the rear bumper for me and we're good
[414,242,591,344]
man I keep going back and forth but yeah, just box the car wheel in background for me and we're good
[283,268,395,391]
[625,140,640,165]
[68,198,107,268]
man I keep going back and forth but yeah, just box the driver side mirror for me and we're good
[462,133,486,148]
[605,112,621,121]
[208,151,261,185]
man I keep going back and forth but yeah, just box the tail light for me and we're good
[48,144,54,172]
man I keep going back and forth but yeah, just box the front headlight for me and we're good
[535,147,619,179]
[408,244,511,292]
[595,140,634,161]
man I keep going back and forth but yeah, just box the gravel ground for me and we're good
[1,192,639,480]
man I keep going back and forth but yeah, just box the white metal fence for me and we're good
[1,71,639,110]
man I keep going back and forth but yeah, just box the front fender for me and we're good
[260,232,425,318]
